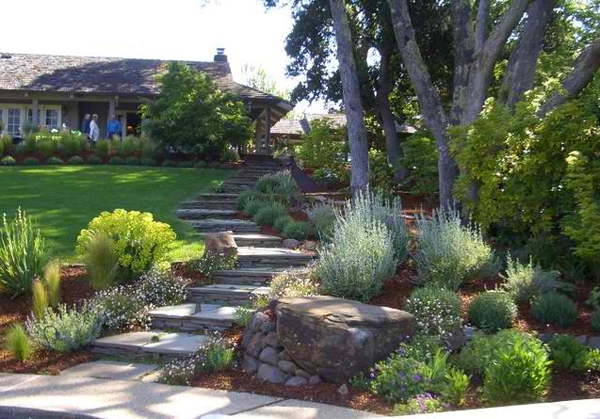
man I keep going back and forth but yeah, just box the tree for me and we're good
[141,62,252,158]
[240,63,291,100]
[328,0,370,192]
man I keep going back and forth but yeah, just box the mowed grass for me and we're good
[0,166,231,261]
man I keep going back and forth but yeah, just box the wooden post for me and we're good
[265,100,271,155]
[31,98,39,127]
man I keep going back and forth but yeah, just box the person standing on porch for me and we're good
[106,114,121,140]
[89,114,100,148]
[81,113,91,136]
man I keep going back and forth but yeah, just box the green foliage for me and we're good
[59,132,86,156]
[4,323,32,361]
[368,149,395,196]
[455,329,527,375]
[585,287,600,309]
[414,208,499,290]
[137,266,188,308]
[0,156,16,166]
[482,332,551,406]
[162,159,178,167]
[196,333,235,372]
[92,285,150,332]
[282,220,310,240]
[502,256,559,304]
[243,199,267,217]
[31,279,49,319]
[141,157,157,166]
[43,262,61,308]
[108,156,125,165]
[84,232,119,290]
[26,303,103,352]
[592,309,600,332]
[405,287,462,339]
[392,394,446,415]
[45,156,63,165]
[273,215,293,232]
[296,118,347,180]
[193,251,237,278]
[141,62,252,157]
[220,148,240,163]
[548,334,588,372]
[253,202,288,226]
[0,135,11,156]
[76,209,176,281]
[38,139,57,159]
[400,132,439,196]
[178,161,194,168]
[236,190,266,210]
[67,156,84,165]
[125,156,140,166]
[306,203,336,240]
[95,140,110,159]
[0,209,47,297]
[87,155,102,165]
[23,157,40,166]
[233,305,254,327]
[269,268,320,299]
[120,136,139,156]
[440,368,470,407]
[467,291,517,332]
[255,171,300,203]
[531,292,578,327]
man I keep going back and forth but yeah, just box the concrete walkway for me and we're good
[0,373,380,419]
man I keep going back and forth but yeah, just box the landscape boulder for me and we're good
[276,296,416,383]
[203,231,237,258]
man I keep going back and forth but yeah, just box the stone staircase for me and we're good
[91,156,317,361]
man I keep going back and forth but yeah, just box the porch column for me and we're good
[31,98,39,127]
[265,101,271,154]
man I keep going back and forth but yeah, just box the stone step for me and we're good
[224,178,260,186]
[212,269,281,285]
[237,247,317,268]
[188,283,269,306]
[176,209,237,219]
[149,303,236,332]
[60,360,159,382]
[196,193,240,201]
[180,200,238,210]
[92,331,208,360]
[232,233,283,247]
[222,185,254,193]
[187,219,261,233]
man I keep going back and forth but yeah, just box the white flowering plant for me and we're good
[405,287,462,339]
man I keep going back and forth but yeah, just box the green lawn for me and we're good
[0,166,231,262]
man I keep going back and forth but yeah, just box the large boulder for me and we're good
[203,231,237,258]
[276,296,416,383]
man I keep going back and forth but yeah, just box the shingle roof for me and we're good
[271,118,311,135]
[0,53,277,100]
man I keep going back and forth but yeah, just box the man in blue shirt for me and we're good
[81,113,91,136]
[107,114,122,140]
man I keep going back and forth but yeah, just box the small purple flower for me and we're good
[412,374,421,383]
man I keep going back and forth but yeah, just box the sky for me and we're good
[2,0,327,113]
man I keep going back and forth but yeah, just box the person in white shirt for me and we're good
[89,114,100,148]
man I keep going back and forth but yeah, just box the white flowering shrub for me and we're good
[269,268,320,299]
[26,303,103,352]
[159,356,197,385]
[405,287,462,339]
[91,286,151,332]
[414,208,499,290]
[137,266,189,307]
[192,251,237,278]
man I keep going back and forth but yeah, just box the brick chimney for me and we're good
[214,48,227,62]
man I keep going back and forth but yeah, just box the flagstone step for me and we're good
[92,331,208,360]
[61,360,159,381]
[237,247,317,268]
[149,303,236,332]
[188,283,270,306]
[176,209,237,219]
[231,233,283,247]
[212,268,281,285]
[187,219,261,233]
[222,185,254,193]
[180,200,238,210]
[196,193,240,201]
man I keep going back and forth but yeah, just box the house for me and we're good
[0,49,291,151]
[271,113,416,144]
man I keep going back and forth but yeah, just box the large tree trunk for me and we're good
[329,0,370,193]
[377,47,407,181]
[540,36,600,116]
[502,0,557,108]
[387,0,457,206]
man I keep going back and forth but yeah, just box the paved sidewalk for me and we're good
[0,373,380,419]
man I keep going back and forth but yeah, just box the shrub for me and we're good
[108,156,124,165]
[531,292,578,327]
[220,148,240,163]
[92,285,150,332]
[253,202,288,226]
[141,157,157,166]
[160,356,197,385]
[399,132,439,197]
[306,203,336,240]
[67,155,84,165]
[467,291,517,332]
[4,323,32,361]
[84,232,119,290]
[0,156,16,166]
[592,309,600,332]
[31,279,49,319]
[317,215,396,302]
[234,305,254,327]
[548,334,588,372]
[193,251,237,278]
[196,333,235,373]
[440,368,470,407]
[255,171,300,203]
[0,135,11,156]
[23,157,40,166]
[405,287,462,339]
[125,156,140,166]
[178,161,194,168]
[414,208,499,290]
[95,140,110,158]
[236,190,265,210]
[194,160,208,169]
[283,220,310,240]
[162,159,178,167]
[120,136,139,156]
[269,268,320,299]
[0,209,47,297]
[38,140,57,159]
[273,215,293,232]
[76,209,176,281]
[482,332,551,405]
[60,133,83,156]
[502,256,559,304]
[243,200,268,217]
[392,394,447,415]
[136,267,188,307]
[26,303,103,352]
[44,262,61,308]
[45,156,63,165]
[87,155,102,165]
[296,118,347,179]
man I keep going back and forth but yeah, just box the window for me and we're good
[27,109,42,126]
[0,109,3,134]
[7,108,21,136]
[44,109,59,129]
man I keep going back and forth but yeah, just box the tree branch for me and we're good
[540,36,600,116]
[479,0,530,61]
[474,0,490,52]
